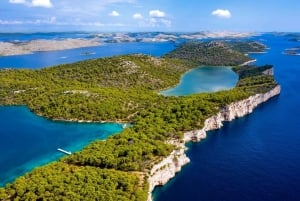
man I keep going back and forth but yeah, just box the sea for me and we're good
[1,33,300,201]
[154,34,300,201]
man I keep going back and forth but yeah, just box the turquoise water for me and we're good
[160,66,238,96]
[0,106,123,186]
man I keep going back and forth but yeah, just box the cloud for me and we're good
[211,9,231,18]
[31,0,53,8]
[109,10,120,17]
[133,13,143,20]
[149,10,165,18]
[9,0,53,8]
[133,9,171,28]
[149,18,171,27]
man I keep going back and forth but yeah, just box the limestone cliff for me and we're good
[147,85,281,201]
[147,144,190,200]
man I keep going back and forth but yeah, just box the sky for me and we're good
[0,0,300,32]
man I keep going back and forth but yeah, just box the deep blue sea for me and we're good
[154,34,300,201]
[1,33,300,201]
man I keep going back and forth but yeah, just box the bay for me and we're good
[0,106,123,186]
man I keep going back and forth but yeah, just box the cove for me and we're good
[0,106,123,186]
[160,66,238,96]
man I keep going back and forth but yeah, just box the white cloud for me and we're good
[31,0,53,8]
[133,13,143,19]
[211,9,231,18]
[109,10,120,17]
[149,10,165,18]
[160,19,171,27]
[148,18,171,28]
[9,0,53,8]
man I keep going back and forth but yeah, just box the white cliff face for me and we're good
[185,85,281,142]
[147,145,190,201]
[147,85,281,201]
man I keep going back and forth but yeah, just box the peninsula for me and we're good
[0,38,101,56]
[0,40,279,201]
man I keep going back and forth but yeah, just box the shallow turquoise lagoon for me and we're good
[160,66,238,96]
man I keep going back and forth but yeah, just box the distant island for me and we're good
[283,47,300,56]
[0,31,258,56]
[0,40,280,201]
[0,38,101,56]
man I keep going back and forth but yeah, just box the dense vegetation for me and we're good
[233,65,277,94]
[228,41,266,53]
[0,55,189,122]
[164,41,264,66]
[0,163,147,201]
[0,41,278,201]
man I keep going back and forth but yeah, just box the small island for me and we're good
[0,40,280,201]
[283,47,300,56]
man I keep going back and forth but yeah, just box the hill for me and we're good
[164,40,266,66]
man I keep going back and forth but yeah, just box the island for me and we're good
[283,47,300,56]
[0,31,258,56]
[0,40,280,201]
[0,38,101,56]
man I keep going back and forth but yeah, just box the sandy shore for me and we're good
[0,38,101,56]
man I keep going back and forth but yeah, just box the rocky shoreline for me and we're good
[147,85,281,201]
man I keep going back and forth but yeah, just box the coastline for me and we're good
[239,59,257,66]
[147,85,281,201]
[0,38,101,56]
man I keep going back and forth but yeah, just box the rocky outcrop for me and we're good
[262,68,274,76]
[147,85,281,201]
[147,144,190,200]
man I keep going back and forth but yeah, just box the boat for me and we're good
[57,148,72,155]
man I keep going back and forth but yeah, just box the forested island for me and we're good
[0,41,279,201]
